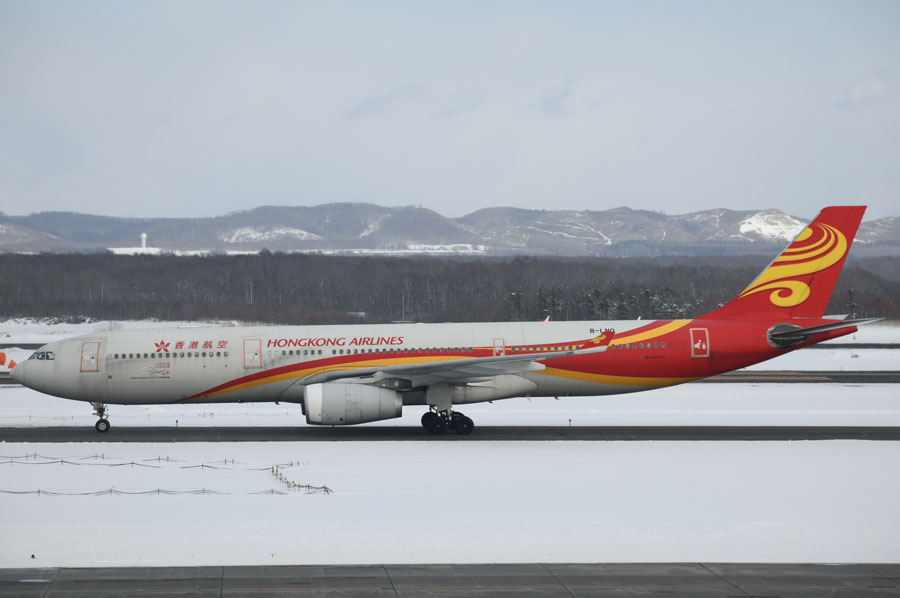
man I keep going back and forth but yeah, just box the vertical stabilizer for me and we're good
[700,206,866,320]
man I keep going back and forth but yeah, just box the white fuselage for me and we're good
[15,320,649,406]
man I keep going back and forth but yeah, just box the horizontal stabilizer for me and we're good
[767,318,882,348]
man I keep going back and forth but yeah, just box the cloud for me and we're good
[836,74,892,110]
[537,79,575,117]
[345,94,394,119]
[344,83,430,119]
[433,92,484,119]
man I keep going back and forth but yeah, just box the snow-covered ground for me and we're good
[1,319,898,568]
[0,318,240,346]
[1,441,898,567]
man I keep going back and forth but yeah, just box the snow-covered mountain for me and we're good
[0,204,896,256]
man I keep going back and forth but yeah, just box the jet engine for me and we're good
[304,382,402,425]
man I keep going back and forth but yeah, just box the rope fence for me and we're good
[0,454,330,495]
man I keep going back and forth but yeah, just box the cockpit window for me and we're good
[28,351,55,361]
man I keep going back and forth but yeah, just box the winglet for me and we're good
[700,206,866,320]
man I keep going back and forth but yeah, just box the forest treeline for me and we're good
[0,253,897,324]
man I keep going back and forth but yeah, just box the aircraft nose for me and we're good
[10,362,25,385]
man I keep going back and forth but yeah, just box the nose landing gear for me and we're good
[92,402,110,433]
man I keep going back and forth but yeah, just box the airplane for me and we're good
[11,206,878,435]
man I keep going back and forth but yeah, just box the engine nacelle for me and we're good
[304,383,402,425]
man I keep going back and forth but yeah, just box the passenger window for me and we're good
[661,342,666,348]
[224,351,228,357]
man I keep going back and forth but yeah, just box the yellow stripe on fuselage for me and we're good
[540,366,698,387]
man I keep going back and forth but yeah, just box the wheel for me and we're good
[449,411,463,431]
[455,416,474,435]
[421,412,439,430]
[430,416,447,435]
[422,412,446,434]
[95,419,110,433]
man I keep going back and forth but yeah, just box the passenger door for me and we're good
[243,339,263,369]
[80,341,101,372]
[690,328,710,358]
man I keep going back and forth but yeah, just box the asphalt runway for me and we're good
[2,424,899,442]
[2,563,898,597]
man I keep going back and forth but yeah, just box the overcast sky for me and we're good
[1,1,897,220]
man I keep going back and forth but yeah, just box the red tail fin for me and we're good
[700,206,866,320]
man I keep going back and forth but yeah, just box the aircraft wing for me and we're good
[302,332,614,385]
[379,344,609,379]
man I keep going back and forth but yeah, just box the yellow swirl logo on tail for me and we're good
[737,223,847,308]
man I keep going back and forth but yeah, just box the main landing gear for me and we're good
[92,402,110,433]
[421,409,475,436]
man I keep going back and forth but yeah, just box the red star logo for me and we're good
[155,340,170,353]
